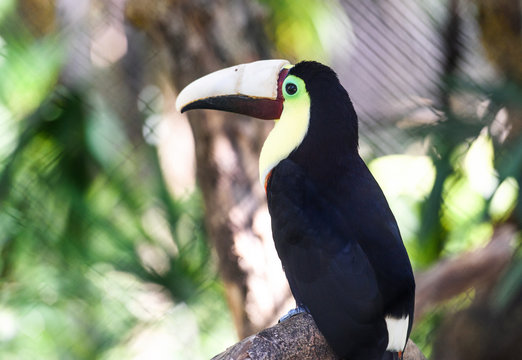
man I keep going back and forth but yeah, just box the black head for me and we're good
[287,61,360,176]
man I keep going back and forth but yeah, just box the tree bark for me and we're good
[211,313,426,360]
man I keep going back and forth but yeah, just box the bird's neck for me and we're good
[289,114,360,185]
[259,96,311,187]
[289,145,362,188]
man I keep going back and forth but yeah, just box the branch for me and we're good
[414,224,517,322]
[212,313,426,360]
[212,224,517,359]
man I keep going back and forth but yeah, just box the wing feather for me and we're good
[268,159,388,358]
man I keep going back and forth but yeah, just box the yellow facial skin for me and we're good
[259,74,311,186]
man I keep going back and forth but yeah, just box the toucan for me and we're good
[176,60,415,360]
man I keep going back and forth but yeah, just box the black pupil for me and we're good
[285,82,297,95]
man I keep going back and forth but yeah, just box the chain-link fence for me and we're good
[1,0,521,359]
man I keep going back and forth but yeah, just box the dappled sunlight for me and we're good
[369,155,436,199]
[369,154,435,251]
[489,177,518,221]
[463,132,497,198]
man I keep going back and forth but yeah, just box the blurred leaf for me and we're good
[260,0,351,62]
[0,26,63,117]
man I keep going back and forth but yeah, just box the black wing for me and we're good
[267,158,390,359]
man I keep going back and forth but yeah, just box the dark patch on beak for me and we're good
[180,67,290,121]
[181,95,284,120]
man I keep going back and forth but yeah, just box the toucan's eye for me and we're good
[285,82,298,96]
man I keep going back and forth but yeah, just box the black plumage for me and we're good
[266,62,415,360]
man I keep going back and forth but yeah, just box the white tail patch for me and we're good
[385,315,409,351]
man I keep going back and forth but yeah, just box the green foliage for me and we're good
[0,7,233,359]
[408,77,522,354]
[0,86,232,358]
[0,3,62,117]
[368,41,522,358]
[260,0,352,62]
[390,76,522,268]
[409,306,445,359]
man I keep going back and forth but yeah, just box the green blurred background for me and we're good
[1,0,521,359]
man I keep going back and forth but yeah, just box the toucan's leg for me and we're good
[278,304,310,323]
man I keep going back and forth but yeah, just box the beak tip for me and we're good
[178,100,194,114]
[175,99,183,113]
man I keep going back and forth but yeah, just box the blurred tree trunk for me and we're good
[125,0,292,338]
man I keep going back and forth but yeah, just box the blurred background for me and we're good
[1,0,521,359]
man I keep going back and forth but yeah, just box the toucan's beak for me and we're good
[175,59,291,120]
